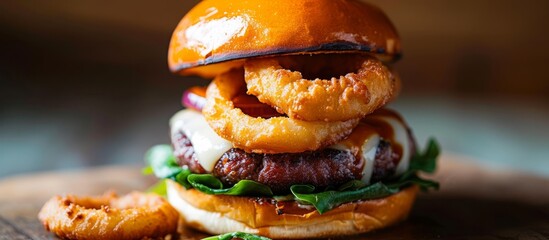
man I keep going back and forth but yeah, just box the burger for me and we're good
[145,0,440,238]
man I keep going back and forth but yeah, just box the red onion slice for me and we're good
[182,87,207,111]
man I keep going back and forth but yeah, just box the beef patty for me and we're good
[172,130,407,194]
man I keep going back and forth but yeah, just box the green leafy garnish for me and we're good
[202,232,271,240]
[188,174,273,196]
[392,138,440,190]
[174,167,193,189]
[291,182,396,214]
[144,139,440,214]
[145,145,181,179]
[399,138,440,180]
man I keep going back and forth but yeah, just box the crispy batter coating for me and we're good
[38,192,179,240]
[203,69,359,153]
[245,55,395,121]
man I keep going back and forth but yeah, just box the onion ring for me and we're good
[244,55,396,121]
[203,69,360,153]
[38,191,179,240]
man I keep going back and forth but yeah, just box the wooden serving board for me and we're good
[1,154,548,240]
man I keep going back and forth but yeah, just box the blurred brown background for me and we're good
[1,0,548,177]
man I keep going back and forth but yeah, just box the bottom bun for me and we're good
[166,180,418,239]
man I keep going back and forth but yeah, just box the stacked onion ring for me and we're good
[244,55,396,121]
[201,54,396,153]
[203,68,361,153]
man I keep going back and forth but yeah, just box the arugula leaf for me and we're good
[188,174,223,189]
[188,174,273,196]
[385,138,440,192]
[145,145,182,179]
[202,232,271,240]
[400,138,440,180]
[174,167,192,189]
[417,138,440,173]
[291,182,396,214]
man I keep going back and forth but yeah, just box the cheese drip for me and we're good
[375,116,411,176]
[170,109,233,172]
[330,127,379,185]
[330,110,412,184]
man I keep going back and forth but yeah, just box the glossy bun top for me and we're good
[169,0,400,78]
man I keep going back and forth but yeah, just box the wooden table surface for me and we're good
[1,154,548,240]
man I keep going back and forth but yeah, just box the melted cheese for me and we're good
[329,112,412,183]
[375,116,411,176]
[170,109,233,172]
[359,135,380,184]
[330,134,379,185]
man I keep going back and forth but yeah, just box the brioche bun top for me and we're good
[168,0,401,78]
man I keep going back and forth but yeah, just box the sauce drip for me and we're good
[336,109,406,159]
[336,123,378,157]
[362,118,403,158]
[332,108,410,181]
